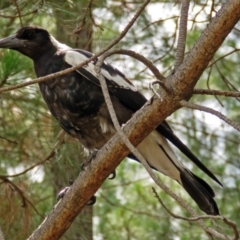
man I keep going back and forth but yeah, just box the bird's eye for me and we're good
[26,30,36,40]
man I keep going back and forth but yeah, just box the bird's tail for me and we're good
[179,169,219,215]
[136,130,219,215]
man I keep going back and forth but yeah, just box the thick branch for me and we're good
[168,0,240,97]
[27,1,240,239]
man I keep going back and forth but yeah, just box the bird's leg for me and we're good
[81,149,116,180]
[57,180,97,205]
[81,149,99,171]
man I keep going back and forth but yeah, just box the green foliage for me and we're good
[0,0,240,239]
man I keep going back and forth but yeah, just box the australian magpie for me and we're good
[0,26,221,215]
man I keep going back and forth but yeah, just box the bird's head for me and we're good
[0,26,67,60]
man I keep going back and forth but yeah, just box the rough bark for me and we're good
[27,1,240,239]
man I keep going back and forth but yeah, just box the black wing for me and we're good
[64,49,222,186]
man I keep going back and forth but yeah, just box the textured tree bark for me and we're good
[28,1,240,239]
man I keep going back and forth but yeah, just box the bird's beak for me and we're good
[0,34,25,49]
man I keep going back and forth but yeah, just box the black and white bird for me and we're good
[0,26,221,215]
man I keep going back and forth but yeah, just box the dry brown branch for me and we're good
[22,1,240,239]
[92,48,167,94]
[95,49,209,230]
[0,176,44,218]
[0,135,17,144]
[95,8,240,239]
[0,130,65,178]
[13,0,23,27]
[208,48,240,68]
[27,1,151,239]
[180,100,240,132]
[73,0,103,34]
[174,0,190,71]
[0,0,150,95]
[194,89,240,97]
[142,16,178,31]
[152,188,239,240]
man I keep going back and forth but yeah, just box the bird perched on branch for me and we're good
[0,26,221,215]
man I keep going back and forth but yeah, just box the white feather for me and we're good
[64,50,137,91]
[50,36,70,50]
[137,130,183,183]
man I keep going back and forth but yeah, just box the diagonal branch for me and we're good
[95,51,235,239]
[152,188,239,240]
[26,1,240,239]
[0,0,150,94]
[180,100,240,132]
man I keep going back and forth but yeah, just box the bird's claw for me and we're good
[81,150,116,179]
[57,186,70,201]
[108,170,116,180]
[57,182,97,206]
[87,195,97,205]
[81,149,99,170]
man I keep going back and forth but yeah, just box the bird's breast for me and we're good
[38,74,115,150]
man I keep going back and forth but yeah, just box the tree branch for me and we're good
[0,130,65,178]
[194,88,240,97]
[180,100,240,132]
[174,0,190,71]
[0,0,150,94]
[152,188,239,240]
[26,1,240,239]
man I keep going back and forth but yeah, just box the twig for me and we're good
[0,130,65,178]
[13,0,23,27]
[149,81,164,100]
[0,176,44,218]
[95,52,229,240]
[174,0,190,71]
[73,0,103,34]
[142,16,178,31]
[208,48,240,68]
[91,48,167,92]
[206,65,224,107]
[180,100,240,132]
[95,52,238,240]
[100,193,161,219]
[0,0,43,19]
[105,49,165,81]
[0,136,17,145]
[0,0,150,94]
[152,188,239,240]
[194,89,240,97]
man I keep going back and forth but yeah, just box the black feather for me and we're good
[0,26,222,215]
[180,170,219,215]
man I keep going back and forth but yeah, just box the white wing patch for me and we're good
[50,36,71,50]
[64,50,137,91]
